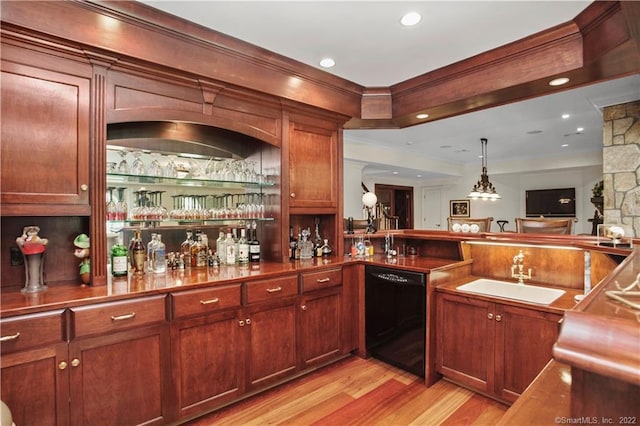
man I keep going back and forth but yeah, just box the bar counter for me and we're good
[1,254,462,318]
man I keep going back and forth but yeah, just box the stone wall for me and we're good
[603,100,640,237]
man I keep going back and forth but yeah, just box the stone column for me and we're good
[603,101,640,237]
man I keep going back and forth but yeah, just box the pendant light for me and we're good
[468,138,501,201]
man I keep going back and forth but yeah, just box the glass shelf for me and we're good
[108,217,274,224]
[106,173,274,189]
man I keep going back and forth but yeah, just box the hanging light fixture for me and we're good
[468,138,501,201]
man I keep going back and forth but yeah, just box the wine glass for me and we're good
[117,150,130,174]
[116,187,128,221]
[131,151,146,176]
[164,155,178,178]
[106,187,117,220]
[148,153,162,177]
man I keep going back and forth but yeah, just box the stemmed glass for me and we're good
[116,187,128,221]
[106,187,117,220]
[131,151,146,176]
[164,155,178,178]
[117,150,130,174]
[148,153,162,177]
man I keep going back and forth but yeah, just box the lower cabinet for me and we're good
[170,284,245,419]
[68,324,170,425]
[244,275,299,390]
[436,291,562,403]
[298,268,343,369]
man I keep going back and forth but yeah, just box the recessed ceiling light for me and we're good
[561,144,569,147]
[562,113,570,119]
[406,141,414,145]
[392,171,399,175]
[549,77,570,86]
[577,127,584,132]
[416,113,429,119]
[400,12,422,26]
[319,58,335,68]
[417,174,422,178]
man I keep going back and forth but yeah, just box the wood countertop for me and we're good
[1,254,465,318]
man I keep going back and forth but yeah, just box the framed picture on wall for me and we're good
[450,199,470,218]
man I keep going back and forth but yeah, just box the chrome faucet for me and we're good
[511,250,532,284]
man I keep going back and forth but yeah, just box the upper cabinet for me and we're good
[287,113,341,212]
[1,38,91,215]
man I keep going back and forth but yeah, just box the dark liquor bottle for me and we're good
[130,229,145,275]
[249,220,261,263]
[289,226,296,260]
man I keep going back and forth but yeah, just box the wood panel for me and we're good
[468,244,585,289]
[0,61,90,211]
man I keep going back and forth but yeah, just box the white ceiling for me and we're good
[139,1,640,180]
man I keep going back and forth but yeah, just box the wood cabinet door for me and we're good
[68,325,171,426]
[288,121,338,210]
[171,309,245,419]
[244,297,297,390]
[494,304,562,402]
[1,60,90,214]
[436,293,494,394]
[299,288,342,369]
[0,343,69,426]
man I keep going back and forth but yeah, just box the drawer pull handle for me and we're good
[58,361,68,370]
[266,286,282,293]
[495,314,502,322]
[301,304,307,311]
[0,332,20,342]
[200,298,220,305]
[316,278,331,283]
[246,318,252,325]
[239,320,245,327]
[71,358,81,367]
[111,312,136,321]
[487,313,494,320]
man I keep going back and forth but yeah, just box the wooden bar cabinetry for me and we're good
[436,291,563,403]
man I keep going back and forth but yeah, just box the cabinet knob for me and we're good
[290,192,296,198]
[487,313,494,320]
[58,361,68,370]
[239,320,245,327]
[71,358,80,367]
[495,314,502,322]
[80,184,88,191]
[245,318,252,325]
[301,304,307,311]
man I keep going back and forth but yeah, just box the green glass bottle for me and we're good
[111,235,128,277]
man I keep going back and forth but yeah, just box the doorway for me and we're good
[375,184,414,229]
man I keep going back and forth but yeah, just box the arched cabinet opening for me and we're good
[105,120,282,265]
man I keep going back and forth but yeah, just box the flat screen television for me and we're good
[525,187,576,217]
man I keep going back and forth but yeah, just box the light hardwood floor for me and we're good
[184,356,508,425]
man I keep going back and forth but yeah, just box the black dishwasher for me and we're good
[365,265,426,377]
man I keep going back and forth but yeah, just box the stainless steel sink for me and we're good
[457,278,565,305]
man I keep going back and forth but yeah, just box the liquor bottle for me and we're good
[313,218,323,257]
[225,229,236,265]
[111,235,128,277]
[180,230,193,269]
[249,220,261,263]
[153,234,166,274]
[191,233,206,268]
[288,227,296,260]
[299,228,314,259]
[146,233,157,272]
[130,229,145,274]
[237,228,249,264]
[216,230,226,265]
[321,239,333,257]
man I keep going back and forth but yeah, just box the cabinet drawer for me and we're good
[301,268,342,292]
[171,284,241,319]
[71,295,166,338]
[0,310,65,354]
[245,275,298,304]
